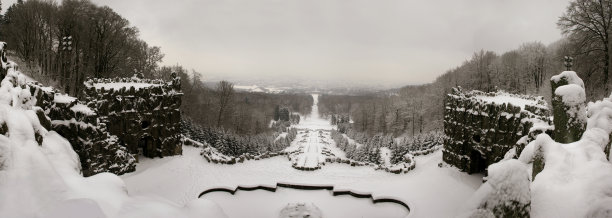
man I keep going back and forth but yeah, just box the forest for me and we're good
[0,0,314,155]
[319,0,612,141]
[3,0,611,158]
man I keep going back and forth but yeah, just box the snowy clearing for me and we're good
[122,146,482,218]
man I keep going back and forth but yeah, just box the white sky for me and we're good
[2,0,571,86]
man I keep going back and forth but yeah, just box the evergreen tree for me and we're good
[274,105,280,121]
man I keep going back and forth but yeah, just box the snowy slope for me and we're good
[0,66,227,218]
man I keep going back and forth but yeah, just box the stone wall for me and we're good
[82,75,183,158]
[443,87,550,173]
[27,82,136,176]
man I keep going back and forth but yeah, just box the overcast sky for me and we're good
[3,0,571,86]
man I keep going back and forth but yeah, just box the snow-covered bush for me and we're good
[458,159,531,218]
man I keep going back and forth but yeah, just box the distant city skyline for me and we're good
[3,0,571,86]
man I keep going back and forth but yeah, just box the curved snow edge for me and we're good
[198,182,411,214]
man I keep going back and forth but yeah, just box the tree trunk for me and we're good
[605,40,610,96]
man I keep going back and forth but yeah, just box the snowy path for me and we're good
[121,94,483,218]
[286,130,342,170]
[284,94,346,170]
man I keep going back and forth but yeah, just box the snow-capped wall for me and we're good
[0,65,226,218]
[27,81,136,176]
[82,75,183,158]
[443,87,551,173]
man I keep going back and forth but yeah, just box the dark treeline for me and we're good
[321,42,571,138]
[320,0,612,139]
[0,0,164,96]
[174,64,311,155]
[170,64,312,136]
[319,85,438,137]
[181,118,298,156]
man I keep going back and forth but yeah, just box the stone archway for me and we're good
[469,149,487,174]
[138,135,154,158]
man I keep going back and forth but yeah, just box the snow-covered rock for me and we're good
[279,203,322,218]
[0,52,226,217]
[551,71,587,143]
[458,159,530,218]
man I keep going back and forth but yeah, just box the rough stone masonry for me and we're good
[443,88,550,174]
[82,75,183,159]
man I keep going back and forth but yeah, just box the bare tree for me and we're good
[216,80,234,127]
[559,0,612,94]
[520,42,547,93]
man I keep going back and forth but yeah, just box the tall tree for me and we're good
[559,0,612,95]
[216,80,234,127]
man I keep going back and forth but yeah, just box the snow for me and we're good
[474,94,541,110]
[380,147,392,166]
[342,133,364,149]
[512,89,612,218]
[0,67,226,218]
[457,159,530,217]
[120,93,482,217]
[294,94,332,130]
[206,186,406,218]
[554,84,586,105]
[71,103,96,116]
[551,71,585,88]
[93,82,160,91]
[234,85,286,94]
[279,203,322,218]
[234,85,265,93]
[275,132,288,142]
[54,93,77,104]
[518,132,612,218]
[587,93,612,137]
[285,130,344,169]
[123,147,482,218]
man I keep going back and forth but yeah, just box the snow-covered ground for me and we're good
[284,130,345,169]
[122,94,483,218]
[206,187,407,218]
[294,94,333,130]
[122,146,481,218]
